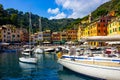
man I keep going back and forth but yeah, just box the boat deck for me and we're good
[64,58,120,67]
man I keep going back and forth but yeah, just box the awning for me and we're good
[43,41,50,44]
[82,35,120,42]
[60,40,66,44]
[0,42,10,46]
[53,41,61,44]
[65,41,75,44]
[106,41,120,44]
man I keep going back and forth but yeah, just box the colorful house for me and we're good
[108,17,120,36]
[82,16,112,46]
[67,29,77,41]
[43,30,52,43]
[77,24,83,41]
[1,25,21,43]
[52,32,61,44]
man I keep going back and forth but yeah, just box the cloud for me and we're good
[49,12,66,20]
[47,8,59,14]
[55,0,110,18]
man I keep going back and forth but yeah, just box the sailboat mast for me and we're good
[39,17,42,32]
[29,12,32,48]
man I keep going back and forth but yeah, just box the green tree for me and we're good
[10,13,18,25]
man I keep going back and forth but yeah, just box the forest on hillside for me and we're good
[0,4,75,32]
[0,0,120,32]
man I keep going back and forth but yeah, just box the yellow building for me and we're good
[82,16,110,47]
[82,26,89,38]
[89,22,97,36]
[61,31,67,41]
[43,30,52,43]
[108,17,120,36]
[77,24,83,41]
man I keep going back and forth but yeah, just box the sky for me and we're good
[0,0,110,20]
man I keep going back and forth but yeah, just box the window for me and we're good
[113,28,115,32]
[115,28,117,32]
[7,32,10,35]
[110,24,111,28]
[17,35,20,37]
[98,24,100,27]
[110,30,112,33]
[104,24,106,27]
[98,30,100,33]
[12,35,15,37]
[4,35,6,37]
[103,20,105,22]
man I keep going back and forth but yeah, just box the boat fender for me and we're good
[57,52,62,59]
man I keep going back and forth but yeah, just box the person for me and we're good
[69,45,76,61]
[69,45,76,55]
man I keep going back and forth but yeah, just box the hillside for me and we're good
[0,4,75,32]
[0,0,120,32]
[66,0,120,29]
[91,0,119,19]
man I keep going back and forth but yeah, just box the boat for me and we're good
[0,42,18,53]
[44,47,55,52]
[19,12,37,64]
[34,45,44,54]
[57,46,120,80]
[19,57,37,64]
[19,46,37,64]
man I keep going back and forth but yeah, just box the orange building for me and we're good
[52,32,61,41]
[20,28,29,43]
[88,16,112,46]
[67,29,77,41]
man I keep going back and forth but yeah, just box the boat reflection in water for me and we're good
[0,51,95,80]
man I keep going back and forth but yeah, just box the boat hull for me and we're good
[19,57,37,64]
[44,48,55,52]
[58,59,120,80]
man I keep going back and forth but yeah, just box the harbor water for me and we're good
[0,51,96,80]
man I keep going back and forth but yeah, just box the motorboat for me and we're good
[19,57,37,64]
[44,47,55,52]
[34,45,44,54]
